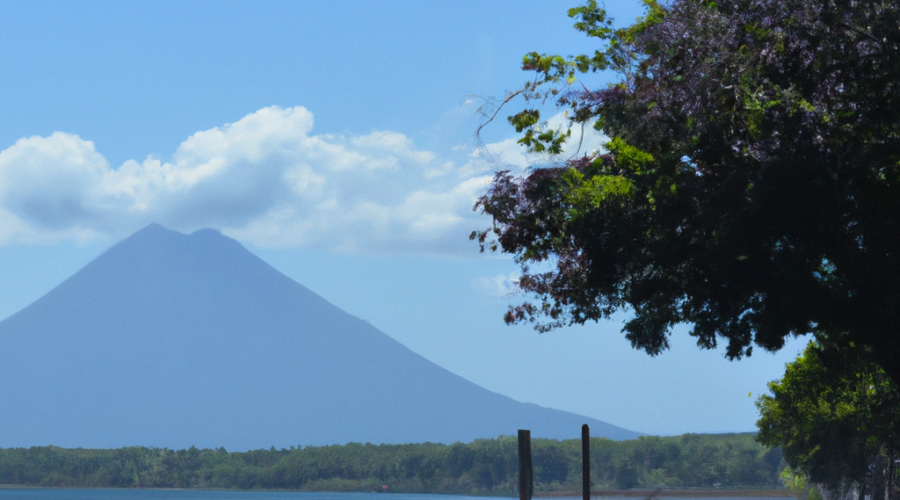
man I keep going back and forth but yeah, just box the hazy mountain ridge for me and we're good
[0,224,640,449]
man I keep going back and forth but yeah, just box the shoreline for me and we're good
[0,485,796,498]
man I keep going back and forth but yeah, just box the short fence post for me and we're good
[582,424,591,500]
[518,429,533,500]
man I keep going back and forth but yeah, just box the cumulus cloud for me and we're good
[0,106,606,253]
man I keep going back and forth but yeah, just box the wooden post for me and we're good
[886,448,890,500]
[518,429,533,500]
[582,424,591,500]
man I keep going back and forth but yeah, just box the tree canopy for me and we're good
[756,341,899,499]
[0,435,783,492]
[472,0,900,383]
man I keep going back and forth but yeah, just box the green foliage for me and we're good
[756,342,900,496]
[473,0,900,385]
[778,467,823,500]
[0,434,785,493]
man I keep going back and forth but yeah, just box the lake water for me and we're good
[0,488,796,500]
[0,492,506,500]
[0,492,790,500]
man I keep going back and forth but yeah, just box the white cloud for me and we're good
[471,271,521,299]
[0,106,606,253]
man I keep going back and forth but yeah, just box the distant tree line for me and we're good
[0,434,785,494]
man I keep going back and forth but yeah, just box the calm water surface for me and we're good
[0,493,788,500]
[0,492,505,500]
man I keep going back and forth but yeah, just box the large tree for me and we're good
[756,341,899,499]
[472,0,900,382]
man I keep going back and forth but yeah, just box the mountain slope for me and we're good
[0,224,640,449]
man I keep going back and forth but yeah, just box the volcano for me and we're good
[0,224,639,449]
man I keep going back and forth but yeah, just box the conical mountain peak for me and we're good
[0,225,639,450]
[111,223,243,255]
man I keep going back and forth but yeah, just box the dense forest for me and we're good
[0,433,786,494]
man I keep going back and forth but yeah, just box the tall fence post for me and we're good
[582,424,591,500]
[518,429,533,500]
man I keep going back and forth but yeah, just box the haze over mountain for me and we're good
[0,224,640,450]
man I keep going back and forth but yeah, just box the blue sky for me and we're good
[0,0,806,437]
